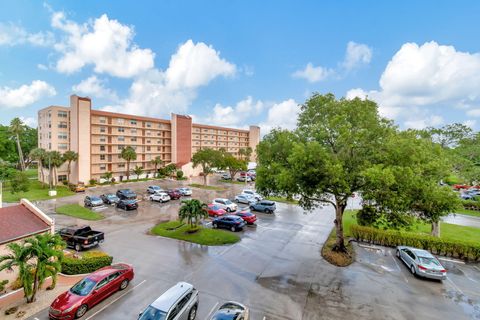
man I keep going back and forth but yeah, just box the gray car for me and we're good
[396,246,447,280]
[234,194,256,205]
[138,282,198,320]
[84,195,104,207]
[249,200,276,214]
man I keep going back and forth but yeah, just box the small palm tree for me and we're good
[9,118,26,171]
[29,148,47,187]
[120,146,137,181]
[133,166,143,181]
[46,151,65,186]
[178,199,208,230]
[151,156,163,178]
[62,150,78,183]
[102,171,113,183]
[0,242,35,302]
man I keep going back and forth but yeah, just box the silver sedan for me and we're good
[396,246,447,280]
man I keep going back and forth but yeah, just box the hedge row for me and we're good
[61,255,113,275]
[462,199,480,211]
[350,225,480,262]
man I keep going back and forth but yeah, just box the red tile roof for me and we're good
[0,204,50,244]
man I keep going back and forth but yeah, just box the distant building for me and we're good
[0,199,54,283]
[38,95,260,184]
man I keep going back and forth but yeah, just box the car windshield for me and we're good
[124,200,136,204]
[70,278,96,296]
[91,196,101,201]
[107,194,116,199]
[418,257,440,266]
[138,306,167,320]
[224,200,232,205]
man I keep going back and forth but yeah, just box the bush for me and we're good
[62,180,69,186]
[351,225,480,261]
[88,178,97,186]
[356,206,380,227]
[176,170,184,179]
[0,279,8,292]
[462,199,480,211]
[61,254,113,275]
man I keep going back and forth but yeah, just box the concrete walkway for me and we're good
[443,213,480,228]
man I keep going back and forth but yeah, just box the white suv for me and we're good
[212,198,238,212]
[149,192,171,203]
[139,282,199,320]
[242,189,263,201]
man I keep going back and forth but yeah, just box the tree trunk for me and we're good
[333,201,347,252]
[67,161,71,183]
[39,160,45,188]
[431,220,441,237]
[203,173,207,185]
[126,161,130,181]
[16,134,25,171]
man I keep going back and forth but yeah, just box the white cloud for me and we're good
[404,115,444,130]
[72,76,118,101]
[466,109,480,117]
[342,41,372,71]
[0,80,56,108]
[202,96,263,127]
[292,63,333,83]
[463,120,477,128]
[19,116,37,127]
[0,23,54,47]
[51,12,155,78]
[259,99,300,134]
[346,41,480,126]
[37,64,48,71]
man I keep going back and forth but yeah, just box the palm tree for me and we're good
[151,156,163,178]
[29,148,47,187]
[0,242,35,302]
[133,165,143,181]
[44,151,65,187]
[120,146,137,181]
[178,199,208,229]
[9,118,26,171]
[102,171,113,184]
[62,151,78,183]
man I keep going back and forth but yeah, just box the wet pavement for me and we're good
[443,213,480,229]
[26,177,479,320]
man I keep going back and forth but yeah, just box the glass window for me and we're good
[100,155,106,160]
[118,163,125,168]
[58,111,68,118]
[118,136,125,142]
[131,137,137,142]
[100,127,106,133]
[131,129,137,134]
[118,127,125,133]
[100,136,106,142]
[138,306,166,320]
[117,118,124,124]
[70,278,97,296]
[58,122,68,129]
[100,165,106,171]
[58,143,68,150]
[130,119,137,125]
[95,277,109,290]
[100,145,106,151]
[99,117,106,124]
[146,122,152,128]
[58,175,67,182]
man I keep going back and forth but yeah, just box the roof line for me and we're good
[0,228,51,245]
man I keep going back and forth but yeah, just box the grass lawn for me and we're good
[342,210,479,244]
[56,204,104,220]
[455,208,480,218]
[2,180,75,202]
[265,196,299,205]
[25,168,38,179]
[219,180,246,185]
[151,221,240,245]
[189,183,225,191]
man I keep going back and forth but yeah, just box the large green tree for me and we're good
[9,118,26,171]
[256,94,395,252]
[29,148,47,187]
[192,148,222,185]
[44,151,64,187]
[218,151,247,180]
[120,146,137,181]
[62,150,78,183]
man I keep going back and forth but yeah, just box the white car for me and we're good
[149,192,171,203]
[176,187,192,196]
[242,189,263,201]
[235,194,257,204]
[212,198,238,212]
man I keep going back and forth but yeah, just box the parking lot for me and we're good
[28,178,480,320]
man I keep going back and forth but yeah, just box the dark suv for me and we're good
[250,200,276,213]
[116,189,137,200]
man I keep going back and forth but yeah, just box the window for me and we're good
[176,293,192,314]
[99,164,106,171]
[100,126,106,133]
[146,146,151,151]
[146,122,152,128]
[100,155,105,160]
[99,136,106,142]
[118,127,125,133]
[48,122,51,128]
[118,163,125,168]
[118,136,125,142]
[48,132,51,139]
[146,140,151,144]
[58,122,67,129]
[157,132,161,136]
[58,175,67,182]
[99,117,106,124]
[146,130,151,136]
[58,143,68,150]
[131,137,137,142]
[95,277,109,290]
[157,146,161,151]
[58,133,68,140]
[48,143,51,150]
[117,118,124,124]
[108,272,121,282]
[58,111,68,118]
[130,119,137,125]
[118,145,124,150]
[131,129,137,134]
[100,145,106,151]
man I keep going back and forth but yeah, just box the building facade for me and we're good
[38,95,260,184]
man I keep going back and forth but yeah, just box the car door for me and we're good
[176,292,193,320]
[106,272,122,295]
[403,249,415,265]
[90,276,110,306]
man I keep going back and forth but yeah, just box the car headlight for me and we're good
[64,304,77,313]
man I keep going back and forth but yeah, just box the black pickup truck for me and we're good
[58,226,105,251]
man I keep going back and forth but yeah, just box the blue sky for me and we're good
[1,1,480,132]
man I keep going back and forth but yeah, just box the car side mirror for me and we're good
[92,290,98,295]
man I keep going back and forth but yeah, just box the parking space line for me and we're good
[474,266,480,272]
[389,251,409,283]
[204,302,219,320]
[85,279,146,320]
[438,257,465,264]
[446,277,464,295]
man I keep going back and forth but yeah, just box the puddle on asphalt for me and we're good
[443,289,480,319]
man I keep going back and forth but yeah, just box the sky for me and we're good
[1,1,480,133]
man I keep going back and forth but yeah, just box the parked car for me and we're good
[235,210,257,225]
[58,226,105,251]
[460,192,474,200]
[241,189,263,201]
[209,301,249,320]
[240,171,256,180]
[175,187,192,196]
[221,173,232,180]
[207,204,226,217]
[147,185,164,194]
[149,192,171,203]
[212,198,238,212]
[138,282,199,320]
[250,200,276,214]
[237,176,252,182]
[49,263,134,319]
[234,194,256,205]
[166,189,182,200]
[84,195,104,207]
[212,215,246,232]
[100,193,120,205]
[117,199,138,210]
[69,182,86,192]
[116,189,137,200]
[396,246,447,280]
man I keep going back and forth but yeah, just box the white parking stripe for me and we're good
[474,266,480,272]
[446,277,464,295]
[204,302,219,320]
[390,252,408,283]
[438,257,465,264]
[85,279,146,320]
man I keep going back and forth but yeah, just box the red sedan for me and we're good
[236,210,257,225]
[207,204,226,217]
[49,263,134,319]
[166,189,182,200]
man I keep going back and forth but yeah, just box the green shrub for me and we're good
[88,178,97,186]
[61,255,113,275]
[351,225,480,262]
[356,206,380,226]
[462,199,480,210]
[0,279,8,292]
[176,170,184,179]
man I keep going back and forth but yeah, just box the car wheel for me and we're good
[226,207,231,212]
[249,206,255,211]
[188,305,197,320]
[231,226,236,232]
[75,304,88,318]
[212,223,217,229]
[265,209,272,214]
[119,279,129,290]
[410,265,416,275]
[75,244,81,251]
[396,250,400,258]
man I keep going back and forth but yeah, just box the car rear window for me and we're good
[419,257,440,266]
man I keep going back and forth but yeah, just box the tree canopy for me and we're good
[192,148,222,185]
